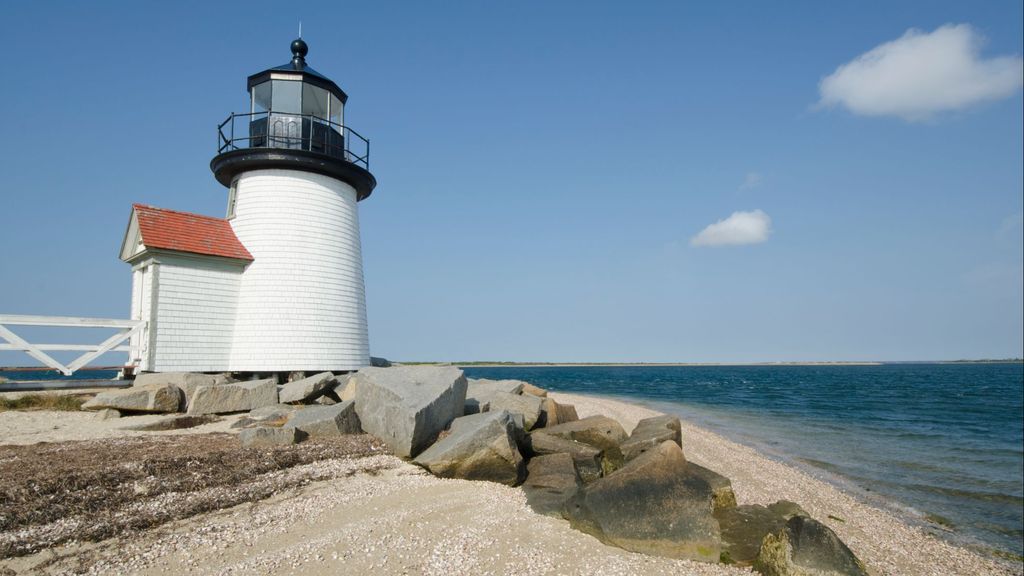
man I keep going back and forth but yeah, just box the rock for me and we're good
[542,415,628,473]
[284,401,362,438]
[539,398,558,427]
[187,378,277,415]
[464,379,526,414]
[230,404,298,429]
[717,504,791,565]
[767,500,807,520]
[488,391,544,430]
[82,383,182,413]
[122,414,219,431]
[559,404,579,421]
[553,400,579,425]
[353,366,468,458]
[278,372,337,404]
[134,372,232,407]
[249,404,298,419]
[507,412,529,450]
[464,396,489,415]
[755,516,867,576]
[521,382,548,397]
[370,356,392,367]
[337,375,357,402]
[621,415,682,462]
[239,426,303,447]
[315,394,338,405]
[413,410,524,485]
[467,378,526,395]
[523,452,581,517]
[689,462,737,512]
[564,440,720,562]
[528,431,605,483]
[134,372,232,387]
[95,408,121,420]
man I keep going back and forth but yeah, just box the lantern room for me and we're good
[212,38,374,200]
[244,39,348,159]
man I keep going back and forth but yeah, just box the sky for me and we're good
[0,1,1022,364]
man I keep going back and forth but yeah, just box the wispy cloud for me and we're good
[739,172,763,191]
[691,210,772,247]
[818,24,1023,121]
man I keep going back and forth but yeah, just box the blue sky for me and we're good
[0,1,1021,364]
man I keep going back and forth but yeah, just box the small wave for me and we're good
[796,457,846,474]
[903,483,1024,506]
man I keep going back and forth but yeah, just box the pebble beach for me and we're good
[0,391,1017,575]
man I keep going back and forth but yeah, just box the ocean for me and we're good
[463,363,1024,558]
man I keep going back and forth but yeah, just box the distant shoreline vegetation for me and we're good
[398,359,1024,367]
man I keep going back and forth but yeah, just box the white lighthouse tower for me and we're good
[121,39,376,375]
[211,38,376,373]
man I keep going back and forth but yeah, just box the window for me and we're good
[227,178,238,219]
[330,94,343,126]
[252,81,272,113]
[302,84,329,120]
[272,80,302,114]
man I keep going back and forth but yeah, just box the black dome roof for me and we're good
[246,39,348,104]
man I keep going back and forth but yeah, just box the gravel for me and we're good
[0,394,1018,576]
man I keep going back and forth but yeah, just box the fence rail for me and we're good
[0,315,145,376]
[217,111,370,170]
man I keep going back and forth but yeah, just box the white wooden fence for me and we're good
[0,315,145,376]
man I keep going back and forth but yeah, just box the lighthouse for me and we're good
[120,39,376,375]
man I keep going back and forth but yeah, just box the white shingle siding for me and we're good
[228,168,370,371]
[149,255,243,372]
[124,169,371,373]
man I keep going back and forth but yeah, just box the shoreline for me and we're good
[557,392,1019,575]
[1,393,1018,574]
[600,391,1024,567]
[586,392,971,549]
[443,360,1020,367]
[454,362,887,367]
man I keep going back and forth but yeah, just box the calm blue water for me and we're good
[464,363,1024,557]
[0,369,120,382]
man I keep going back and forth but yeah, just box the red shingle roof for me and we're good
[133,204,253,261]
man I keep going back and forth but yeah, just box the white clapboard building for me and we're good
[120,39,377,374]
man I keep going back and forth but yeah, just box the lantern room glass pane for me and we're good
[252,81,272,113]
[330,94,343,126]
[271,79,302,114]
[302,84,329,120]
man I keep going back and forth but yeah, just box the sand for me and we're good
[0,410,244,445]
[0,392,1017,575]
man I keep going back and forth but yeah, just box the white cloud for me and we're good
[818,24,1023,121]
[691,210,772,247]
[740,172,763,190]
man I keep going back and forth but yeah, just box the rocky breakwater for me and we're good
[404,371,865,575]
[83,367,867,575]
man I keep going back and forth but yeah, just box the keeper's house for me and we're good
[120,38,376,375]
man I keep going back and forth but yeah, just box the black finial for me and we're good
[291,38,308,69]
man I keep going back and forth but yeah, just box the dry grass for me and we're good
[0,394,85,412]
[0,432,389,558]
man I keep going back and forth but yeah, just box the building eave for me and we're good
[125,247,253,268]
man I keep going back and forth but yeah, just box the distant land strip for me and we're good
[401,359,1024,367]
[0,359,1020,372]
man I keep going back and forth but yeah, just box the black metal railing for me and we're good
[217,111,370,170]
